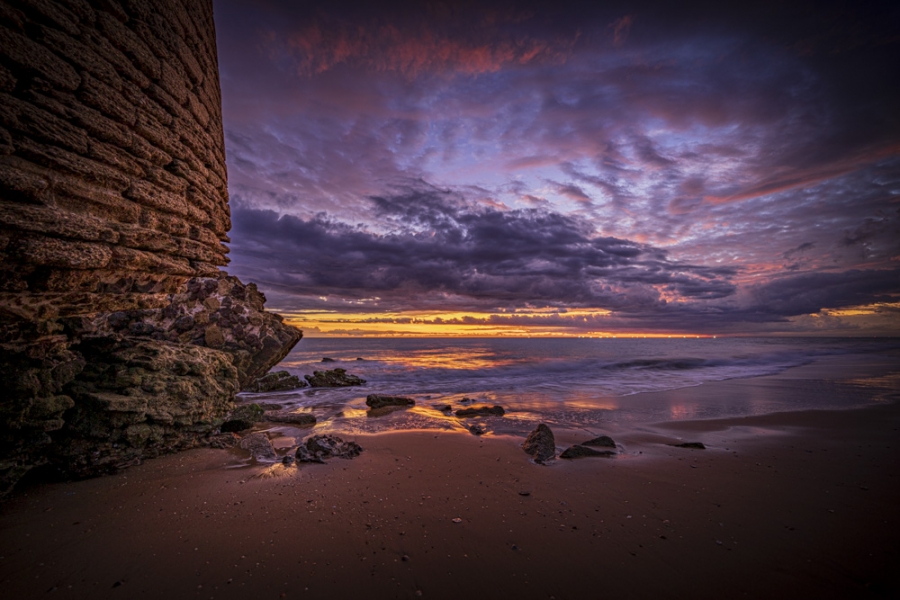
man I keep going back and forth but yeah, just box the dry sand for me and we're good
[2,362,899,600]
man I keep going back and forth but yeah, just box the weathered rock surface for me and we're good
[238,433,276,462]
[221,403,264,432]
[93,275,302,390]
[263,410,316,427]
[366,394,415,409]
[295,434,362,463]
[560,445,615,459]
[455,405,505,417]
[49,336,239,477]
[305,368,365,388]
[246,370,306,393]
[523,424,556,463]
[583,435,617,448]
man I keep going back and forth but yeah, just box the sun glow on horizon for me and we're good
[277,308,713,338]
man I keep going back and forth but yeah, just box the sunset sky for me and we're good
[213,0,900,337]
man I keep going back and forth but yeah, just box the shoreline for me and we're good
[2,359,899,599]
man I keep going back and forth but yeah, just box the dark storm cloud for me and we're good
[228,184,737,313]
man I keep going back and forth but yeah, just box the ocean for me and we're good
[243,337,900,436]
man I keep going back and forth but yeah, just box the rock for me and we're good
[246,370,306,392]
[295,434,362,463]
[282,455,295,466]
[321,357,336,362]
[455,405,505,417]
[239,433,276,461]
[468,424,486,435]
[523,424,556,463]
[560,445,615,459]
[356,357,365,361]
[304,368,366,387]
[221,403,264,432]
[459,397,474,404]
[583,435,617,448]
[435,404,453,412]
[366,394,415,409]
[209,432,240,449]
[263,410,316,427]
[671,442,706,449]
[46,338,240,478]
[204,325,226,349]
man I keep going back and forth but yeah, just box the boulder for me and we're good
[560,445,615,459]
[263,410,316,427]
[366,394,415,409]
[221,403,264,432]
[304,368,366,387]
[295,434,362,463]
[246,370,307,393]
[455,405,505,417]
[523,423,556,463]
[583,435,617,448]
[238,432,276,461]
[468,424,486,435]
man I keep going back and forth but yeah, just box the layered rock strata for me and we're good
[0,1,302,495]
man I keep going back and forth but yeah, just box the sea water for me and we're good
[242,337,900,436]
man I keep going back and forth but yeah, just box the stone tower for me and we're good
[0,0,301,495]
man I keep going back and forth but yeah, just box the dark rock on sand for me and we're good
[459,397,474,404]
[455,405,505,417]
[356,357,365,361]
[366,394,416,409]
[583,435,617,448]
[468,424,486,435]
[672,442,706,449]
[435,404,453,412]
[304,368,366,387]
[221,403,264,432]
[321,357,337,362]
[263,410,317,427]
[239,432,276,461]
[523,424,556,463]
[560,445,615,459]
[296,434,362,463]
[246,371,306,392]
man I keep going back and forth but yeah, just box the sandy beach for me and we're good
[2,359,898,600]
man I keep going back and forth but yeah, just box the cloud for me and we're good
[227,183,737,315]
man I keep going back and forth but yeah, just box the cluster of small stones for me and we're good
[0,0,302,497]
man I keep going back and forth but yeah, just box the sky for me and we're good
[213,0,900,337]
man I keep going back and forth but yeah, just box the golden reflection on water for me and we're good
[378,347,519,370]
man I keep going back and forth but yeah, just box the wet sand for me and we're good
[2,362,899,599]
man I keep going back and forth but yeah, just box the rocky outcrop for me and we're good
[247,370,306,392]
[583,435,617,448]
[0,0,303,496]
[523,423,556,463]
[305,368,365,388]
[366,394,415,409]
[92,274,302,389]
